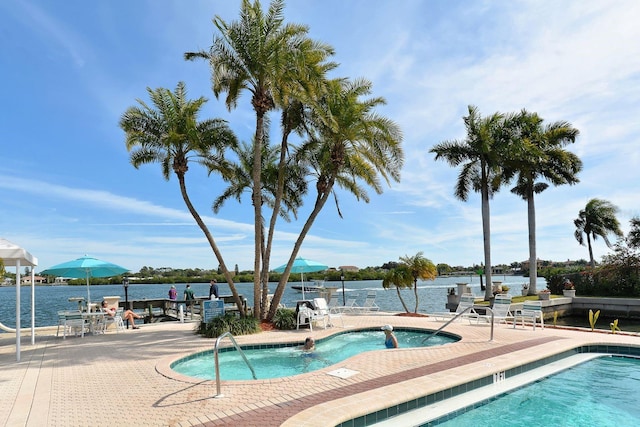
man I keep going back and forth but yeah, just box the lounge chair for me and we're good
[314,297,343,328]
[513,300,544,330]
[473,294,513,325]
[330,297,357,314]
[432,293,478,321]
[351,291,380,313]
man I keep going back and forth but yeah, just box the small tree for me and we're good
[398,252,437,313]
[382,265,412,313]
[574,198,623,268]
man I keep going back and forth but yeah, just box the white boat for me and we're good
[291,285,323,293]
[292,280,325,293]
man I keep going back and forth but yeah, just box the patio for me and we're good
[1,313,638,426]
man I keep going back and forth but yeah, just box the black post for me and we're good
[340,272,345,305]
[123,277,129,328]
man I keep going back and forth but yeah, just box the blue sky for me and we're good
[2,0,639,274]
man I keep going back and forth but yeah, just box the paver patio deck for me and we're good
[1,313,638,426]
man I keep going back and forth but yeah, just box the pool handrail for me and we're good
[214,331,257,398]
[423,305,495,343]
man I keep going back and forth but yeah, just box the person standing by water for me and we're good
[209,279,219,299]
[183,284,195,313]
[168,285,177,311]
[381,324,398,348]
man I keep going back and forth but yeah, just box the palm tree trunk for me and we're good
[413,279,419,313]
[527,189,538,295]
[587,234,595,268]
[482,179,493,301]
[266,180,334,321]
[397,287,410,312]
[177,173,244,314]
[252,111,265,319]
[260,130,292,319]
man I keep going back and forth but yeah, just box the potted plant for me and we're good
[521,284,529,296]
[538,288,551,300]
[501,285,510,294]
[562,279,576,298]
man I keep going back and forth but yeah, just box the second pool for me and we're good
[172,328,459,380]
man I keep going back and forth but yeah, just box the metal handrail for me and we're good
[214,332,257,398]
[422,305,495,343]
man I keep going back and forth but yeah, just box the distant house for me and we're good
[339,265,360,273]
[21,275,46,285]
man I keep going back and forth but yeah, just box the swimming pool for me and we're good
[428,355,640,426]
[357,348,640,427]
[171,328,459,380]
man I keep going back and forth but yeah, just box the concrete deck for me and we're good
[1,313,638,426]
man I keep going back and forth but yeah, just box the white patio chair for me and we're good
[62,311,88,339]
[473,294,513,325]
[101,308,126,333]
[314,297,342,328]
[514,300,544,330]
[56,311,67,337]
[432,293,478,321]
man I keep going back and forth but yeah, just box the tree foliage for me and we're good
[574,198,623,268]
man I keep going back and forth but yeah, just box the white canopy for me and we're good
[0,238,38,362]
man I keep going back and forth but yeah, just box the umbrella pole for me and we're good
[301,272,305,300]
[86,271,91,312]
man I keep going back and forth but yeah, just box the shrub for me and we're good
[272,308,297,330]
[197,313,260,338]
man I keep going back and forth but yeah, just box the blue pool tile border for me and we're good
[337,344,640,427]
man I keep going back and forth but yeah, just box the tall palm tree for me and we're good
[382,265,412,313]
[185,0,334,317]
[267,77,404,319]
[574,198,623,268]
[398,252,437,312]
[507,110,581,294]
[430,105,511,301]
[119,82,246,312]
[212,135,309,318]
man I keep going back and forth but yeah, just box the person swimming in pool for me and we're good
[301,336,315,353]
[381,324,398,348]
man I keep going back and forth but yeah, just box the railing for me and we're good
[213,332,256,398]
[422,305,495,343]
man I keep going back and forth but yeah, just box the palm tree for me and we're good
[119,82,246,312]
[430,105,511,300]
[266,77,404,319]
[382,266,412,313]
[398,252,437,312]
[628,217,640,249]
[574,198,623,268]
[185,0,334,317]
[212,136,309,318]
[507,110,581,294]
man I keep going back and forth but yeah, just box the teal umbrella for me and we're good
[41,255,129,309]
[273,257,328,300]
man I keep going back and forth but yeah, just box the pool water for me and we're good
[431,356,640,426]
[172,329,458,380]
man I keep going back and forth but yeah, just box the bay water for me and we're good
[0,275,540,331]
